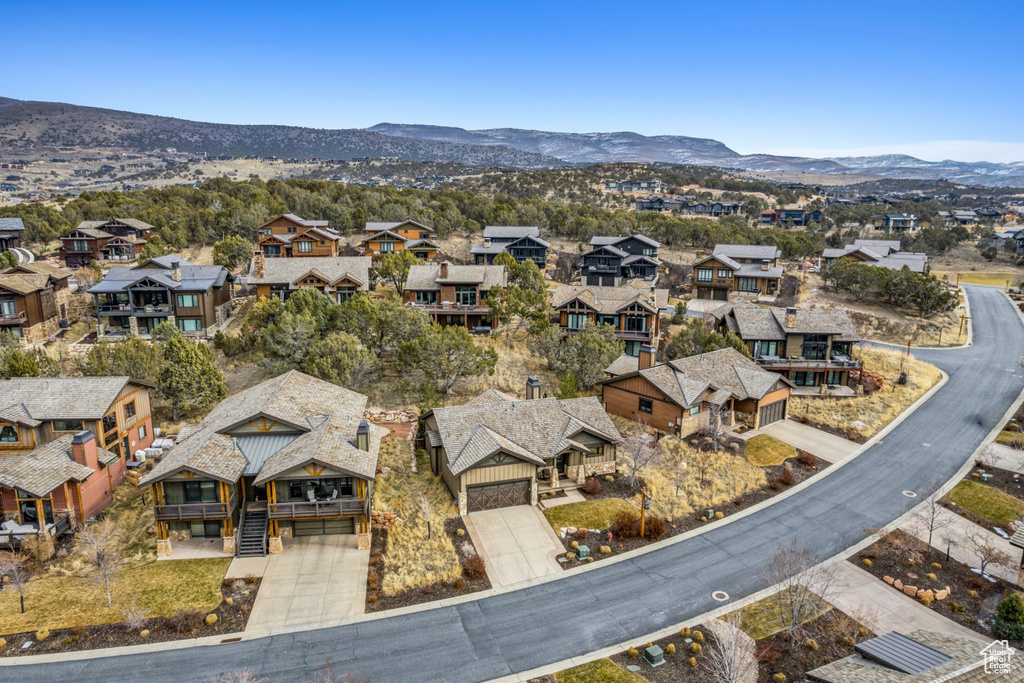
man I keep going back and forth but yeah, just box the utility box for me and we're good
[644,645,665,667]
[576,545,590,559]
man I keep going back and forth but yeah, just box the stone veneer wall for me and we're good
[566,460,617,484]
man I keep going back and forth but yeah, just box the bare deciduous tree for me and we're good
[215,669,265,683]
[965,528,1012,578]
[694,447,716,488]
[699,403,731,452]
[758,539,840,650]
[618,427,662,487]
[704,612,758,683]
[915,494,953,548]
[0,550,31,614]
[416,492,432,540]
[661,440,689,496]
[78,520,126,608]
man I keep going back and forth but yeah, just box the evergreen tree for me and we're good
[212,235,253,271]
[398,325,497,394]
[158,336,227,421]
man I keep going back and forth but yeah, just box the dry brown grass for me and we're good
[641,438,766,519]
[790,346,941,439]
[849,308,964,348]
[373,438,462,595]
[461,338,559,400]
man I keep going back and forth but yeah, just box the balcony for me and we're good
[616,328,654,341]
[268,498,366,519]
[132,303,172,316]
[416,302,492,315]
[155,490,238,521]
[97,302,132,314]
[0,310,27,326]
[755,356,861,371]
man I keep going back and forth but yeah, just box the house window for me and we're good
[697,268,713,282]
[288,481,305,500]
[801,334,828,360]
[296,241,312,253]
[138,424,147,440]
[102,411,117,434]
[415,290,437,305]
[639,398,653,414]
[0,425,17,442]
[826,370,845,385]
[124,400,136,419]
[454,286,476,306]
[624,340,641,357]
[597,314,619,327]
[624,316,647,332]
[183,481,217,503]
[565,313,588,330]
[590,445,604,457]
[831,342,852,358]
[754,341,781,358]
[263,245,281,256]
[52,420,83,432]
[258,228,272,236]
[188,520,222,538]
[71,239,90,252]
[736,277,759,292]
[792,371,819,386]
[177,294,199,308]
[689,406,700,416]
[335,287,356,303]
[717,269,729,278]
[380,241,395,253]
[0,300,15,317]
[287,226,297,233]
[178,318,202,332]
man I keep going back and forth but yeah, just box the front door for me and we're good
[555,453,567,475]
[122,435,131,461]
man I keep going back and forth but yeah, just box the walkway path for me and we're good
[979,441,1024,473]
[760,419,860,463]
[902,505,1021,585]
[3,286,1022,683]
[827,563,986,643]
[463,507,564,588]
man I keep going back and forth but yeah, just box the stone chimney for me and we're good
[439,261,449,279]
[170,260,182,282]
[252,249,265,278]
[785,307,798,329]
[356,420,370,451]
[71,430,97,467]
[484,237,492,248]
[761,259,770,271]
[526,376,541,400]
[638,344,656,371]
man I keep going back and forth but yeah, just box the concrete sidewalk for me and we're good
[827,563,987,642]
[979,441,1024,473]
[463,506,564,588]
[902,505,1021,585]
[760,419,860,463]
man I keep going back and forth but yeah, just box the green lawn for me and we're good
[0,558,230,634]
[947,479,1024,527]
[995,430,1023,447]
[934,272,1018,288]
[543,498,638,532]
[734,588,832,640]
[745,434,798,467]
[555,659,647,683]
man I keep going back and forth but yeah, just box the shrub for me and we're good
[123,602,147,630]
[781,463,796,486]
[571,541,579,549]
[806,638,818,651]
[843,636,856,646]
[774,674,787,683]
[644,516,668,541]
[863,558,872,567]
[245,574,258,586]
[576,527,589,540]
[367,571,380,591]
[611,511,641,539]
[932,562,942,569]
[964,575,987,591]
[690,642,702,654]
[225,597,234,606]
[628,647,639,658]
[680,627,691,637]
[454,578,465,591]
[35,629,49,642]
[755,642,781,664]
[604,475,614,483]
[994,593,1024,640]
[769,478,784,491]
[367,594,377,604]
[456,528,465,536]
[692,630,704,643]
[733,497,743,506]
[969,590,979,598]
[421,586,432,595]
[688,657,697,667]
[714,511,724,520]
[799,451,816,468]
[72,623,86,636]
[926,573,937,581]
[205,614,218,625]
[920,597,932,607]
[169,609,205,634]
[645,642,653,648]
[665,643,676,654]
[580,477,602,495]
[368,555,380,567]
[858,627,869,637]
[462,554,486,580]
[139,630,149,639]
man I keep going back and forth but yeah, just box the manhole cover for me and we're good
[902,490,918,498]
[711,590,729,601]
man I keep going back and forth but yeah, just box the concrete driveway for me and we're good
[463,506,564,587]
[761,419,860,463]
[241,536,368,631]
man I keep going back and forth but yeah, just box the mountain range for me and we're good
[2,97,1023,187]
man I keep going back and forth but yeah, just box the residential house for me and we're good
[990,228,1024,254]
[601,346,792,435]
[760,208,823,226]
[605,178,668,193]
[552,281,668,356]
[59,219,154,267]
[404,262,507,331]
[821,239,928,273]
[806,630,1023,683]
[359,219,439,261]
[140,371,384,557]
[635,196,687,212]
[937,210,978,228]
[420,379,621,514]
[0,217,25,251]
[871,213,919,232]
[248,255,370,303]
[89,256,232,337]
[255,213,342,258]
[580,235,661,286]
[470,226,549,267]
[691,244,783,300]
[710,301,860,393]
[681,201,743,217]
[0,376,155,551]
[0,262,73,344]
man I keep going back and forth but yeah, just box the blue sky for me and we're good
[5,1,1023,162]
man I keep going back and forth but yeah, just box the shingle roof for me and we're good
[248,257,371,288]
[280,213,329,228]
[0,434,98,498]
[431,396,621,476]
[735,263,784,279]
[482,226,540,239]
[0,218,25,232]
[0,272,49,294]
[364,220,434,234]
[88,258,230,294]
[713,244,782,261]
[0,377,144,420]
[75,218,154,232]
[605,354,640,376]
[68,227,113,239]
[551,283,669,314]
[405,264,507,291]
[140,371,379,485]
[590,234,661,248]
[359,229,409,244]
[6,262,71,281]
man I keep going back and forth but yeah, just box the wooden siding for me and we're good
[460,459,537,493]
[273,464,363,480]
[602,383,683,434]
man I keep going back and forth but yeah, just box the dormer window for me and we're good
[0,425,17,442]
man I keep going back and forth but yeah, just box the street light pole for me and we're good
[640,487,651,538]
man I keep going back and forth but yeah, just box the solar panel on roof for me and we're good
[854,632,953,675]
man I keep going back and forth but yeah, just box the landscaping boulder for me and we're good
[935,589,949,600]
[903,585,918,597]
[566,526,577,536]
[883,576,895,585]
[894,579,904,590]
[918,589,935,602]
[599,546,611,554]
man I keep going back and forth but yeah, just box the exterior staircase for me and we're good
[237,509,268,557]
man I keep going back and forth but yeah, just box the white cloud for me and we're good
[752,140,1024,164]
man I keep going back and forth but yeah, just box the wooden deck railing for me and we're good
[267,498,366,519]
[155,490,238,520]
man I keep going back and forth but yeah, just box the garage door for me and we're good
[293,518,355,536]
[759,399,787,427]
[466,480,531,513]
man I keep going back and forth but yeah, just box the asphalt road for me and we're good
[3,285,1021,683]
